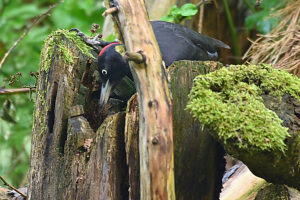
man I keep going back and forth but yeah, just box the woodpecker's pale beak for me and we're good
[99,80,113,108]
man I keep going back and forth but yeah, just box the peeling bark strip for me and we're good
[105,0,175,199]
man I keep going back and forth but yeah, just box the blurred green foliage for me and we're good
[245,0,285,34]
[0,0,104,187]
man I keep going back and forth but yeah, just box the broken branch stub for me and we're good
[123,51,146,64]
[102,6,118,17]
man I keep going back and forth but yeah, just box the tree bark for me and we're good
[28,18,300,200]
[28,32,128,199]
[124,94,140,200]
[102,0,176,39]
[28,29,226,200]
[124,61,226,200]
[227,94,300,190]
[105,0,175,199]
[169,61,226,200]
[186,63,300,190]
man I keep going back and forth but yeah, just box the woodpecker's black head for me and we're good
[98,42,130,107]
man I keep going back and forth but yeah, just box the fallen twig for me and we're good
[0,175,27,199]
[0,1,62,70]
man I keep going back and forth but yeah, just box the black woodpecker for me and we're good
[97,21,230,107]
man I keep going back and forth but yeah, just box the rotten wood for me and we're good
[228,94,300,190]
[124,94,140,200]
[124,61,226,200]
[106,0,175,199]
[28,32,128,199]
[168,61,226,200]
[83,113,128,200]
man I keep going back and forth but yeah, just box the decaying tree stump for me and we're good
[125,61,226,200]
[27,10,300,200]
[28,31,129,199]
[124,94,140,200]
[187,64,300,190]
[169,61,226,199]
[28,28,228,199]
[27,30,300,200]
[233,94,300,190]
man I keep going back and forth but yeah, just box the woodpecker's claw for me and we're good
[69,28,81,33]
[69,28,111,52]
[69,28,87,38]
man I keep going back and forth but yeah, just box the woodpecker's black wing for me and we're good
[151,21,230,66]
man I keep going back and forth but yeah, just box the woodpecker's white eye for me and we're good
[102,69,108,75]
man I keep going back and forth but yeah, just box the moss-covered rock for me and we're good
[187,64,300,153]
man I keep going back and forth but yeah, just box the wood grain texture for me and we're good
[124,94,140,200]
[28,32,128,200]
[107,0,175,199]
[124,61,226,200]
[168,61,225,200]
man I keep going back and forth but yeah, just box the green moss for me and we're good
[57,43,74,65]
[187,64,300,152]
[40,37,55,72]
[40,29,94,72]
[37,89,47,135]
[36,29,95,135]
[61,29,94,58]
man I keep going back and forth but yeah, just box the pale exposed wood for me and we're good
[220,164,266,200]
[106,0,175,198]
[0,187,10,200]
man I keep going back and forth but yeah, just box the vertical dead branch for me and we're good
[105,0,175,199]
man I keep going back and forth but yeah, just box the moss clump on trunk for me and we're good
[187,64,300,153]
[40,29,94,72]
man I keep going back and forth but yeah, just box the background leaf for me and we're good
[245,0,284,34]
[180,3,198,16]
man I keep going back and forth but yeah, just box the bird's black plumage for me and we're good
[98,20,230,107]
[151,21,229,66]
